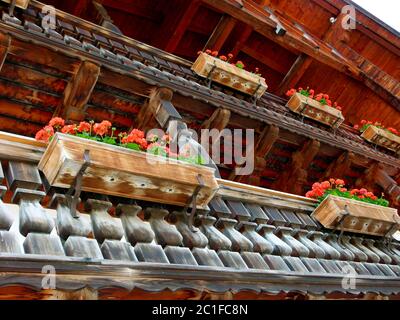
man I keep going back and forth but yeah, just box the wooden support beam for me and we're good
[0,32,11,72]
[201,108,231,131]
[229,124,279,184]
[92,1,122,34]
[203,15,237,51]
[165,0,201,53]
[255,124,279,158]
[55,60,100,121]
[322,151,355,180]
[273,139,320,194]
[135,87,174,132]
[276,54,313,96]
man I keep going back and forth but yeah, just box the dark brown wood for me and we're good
[55,60,101,121]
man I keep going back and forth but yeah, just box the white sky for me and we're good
[352,0,400,32]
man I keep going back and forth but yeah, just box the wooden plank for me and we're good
[203,15,237,51]
[217,178,317,211]
[201,108,231,131]
[0,131,46,162]
[55,60,101,121]
[276,54,313,96]
[322,151,355,180]
[38,133,219,209]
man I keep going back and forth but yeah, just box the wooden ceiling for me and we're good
[0,0,399,208]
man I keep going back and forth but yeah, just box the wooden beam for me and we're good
[203,15,237,51]
[165,0,201,53]
[273,139,320,194]
[135,87,174,132]
[276,54,313,96]
[229,124,279,184]
[231,25,253,56]
[255,124,279,158]
[201,108,231,131]
[0,32,10,72]
[55,60,100,121]
[322,151,355,180]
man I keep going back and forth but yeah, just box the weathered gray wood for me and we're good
[12,188,54,236]
[101,240,138,262]
[192,248,224,267]
[174,211,208,249]
[216,218,253,252]
[134,243,169,263]
[164,246,198,266]
[198,215,231,251]
[118,204,154,245]
[218,251,248,269]
[64,236,103,259]
[241,252,269,270]
[23,233,65,256]
[0,231,22,254]
[239,221,273,254]
[87,199,123,243]
[0,201,14,231]
[146,208,183,247]
[6,161,42,192]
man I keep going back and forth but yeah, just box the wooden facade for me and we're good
[0,0,398,300]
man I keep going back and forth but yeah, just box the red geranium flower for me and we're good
[61,124,77,135]
[77,121,91,133]
[48,117,65,128]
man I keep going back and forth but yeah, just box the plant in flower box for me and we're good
[191,49,268,98]
[36,118,218,209]
[306,178,399,236]
[353,120,400,154]
[285,87,345,128]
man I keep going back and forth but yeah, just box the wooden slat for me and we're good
[0,131,46,162]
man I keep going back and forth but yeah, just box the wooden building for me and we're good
[0,0,399,300]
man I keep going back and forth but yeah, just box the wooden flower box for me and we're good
[286,93,344,128]
[361,125,400,154]
[38,133,219,209]
[191,52,268,98]
[311,195,400,237]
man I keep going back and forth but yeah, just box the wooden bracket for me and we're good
[66,149,90,219]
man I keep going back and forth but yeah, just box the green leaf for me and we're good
[125,143,141,151]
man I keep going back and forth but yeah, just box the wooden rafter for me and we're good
[203,14,237,51]
[55,60,100,121]
[165,0,201,53]
[276,54,313,96]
